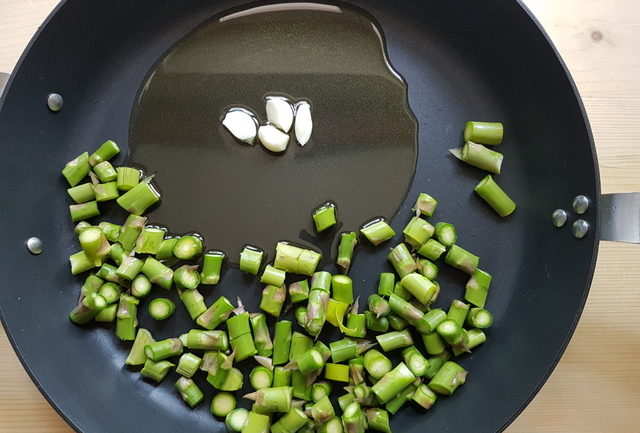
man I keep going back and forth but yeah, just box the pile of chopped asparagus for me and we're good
[62,139,496,433]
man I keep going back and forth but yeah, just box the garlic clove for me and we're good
[222,108,258,144]
[294,102,313,146]
[266,97,294,133]
[258,124,289,153]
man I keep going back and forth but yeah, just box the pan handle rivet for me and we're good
[26,237,43,255]
[47,93,64,112]
[551,209,568,227]
[572,220,589,239]
[572,195,590,214]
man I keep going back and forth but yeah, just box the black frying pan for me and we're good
[2,1,635,432]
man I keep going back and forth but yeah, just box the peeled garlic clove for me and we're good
[258,124,289,153]
[294,102,313,146]
[222,108,258,144]
[266,97,294,133]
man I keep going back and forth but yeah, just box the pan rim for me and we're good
[0,1,602,432]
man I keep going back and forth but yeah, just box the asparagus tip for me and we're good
[449,147,463,160]
[243,392,257,401]
[254,355,273,370]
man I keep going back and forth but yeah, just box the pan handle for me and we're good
[601,193,640,244]
[0,72,8,95]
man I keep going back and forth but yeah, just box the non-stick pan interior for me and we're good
[0,1,598,432]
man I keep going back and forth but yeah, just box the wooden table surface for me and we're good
[0,0,638,432]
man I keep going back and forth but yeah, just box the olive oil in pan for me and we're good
[129,2,418,262]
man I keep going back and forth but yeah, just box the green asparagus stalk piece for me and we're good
[140,359,174,382]
[416,258,438,280]
[416,239,446,261]
[94,303,117,322]
[364,311,389,333]
[118,214,146,251]
[413,193,438,217]
[98,222,121,242]
[250,366,273,390]
[363,349,392,380]
[412,383,437,409]
[244,387,293,413]
[422,331,447,356]
[445,245,479,275]
[474,175,516,217]
[341,401,366,433]
[69,201,100,222]
[67,182,95,203]
[179,288,206,320]
[93,182,119,201]
[144,338,183,361]
[176,353,202,378]
[337,231,358,272]
[402,216,434,249]
[387,243,416,278]
[464,121,503,145]
[270,366,291,388]
[250,313,273,357]
[175,376,204,408]
[241,411,271,433]
[116,294,139,341]
[69,292,107,324]
[344,313,366,339]
[97,282,121,304]
[185,329,229,350]
[466,307,494,328]
[324,363,349,382]
[288,279,310,303]
[377,273,395,296]
[311,395,335,423]
[148,298,175,320]
[272,408,309,433]
[125,328,154,365]
[115,256,144,281]
[402,346,429,377]
[273,320,293,365]
[401,273,437,305]
[79,226,110,266]
[260,284,286,317]
[116,176,161,215]
[93,160,117,182]
[89,140,120,166]
[360,218,395,246]
[135,226,165,254]
[174,264,201,290]
[197,296,234,329]
[452,328,486,356]
[240,245,264,275]
[313,202,337,233]
[116,166,141,191]
[62,152,91,187]
[201,250,225,284]
[365,408,391,433]
[211,392,237,417]
[447,299,471,327]
[428,361,467,395]
[371,362,415,403]
[155,237,178,261]
[141,257,174,290]
[450,141,503,174]
[465,269,492,308]
[225,408,249,432]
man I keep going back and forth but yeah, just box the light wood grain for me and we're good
[0,0,638,432]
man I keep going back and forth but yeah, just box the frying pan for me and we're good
[0,1,638,432]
